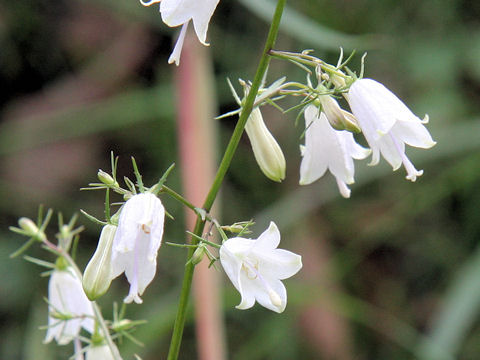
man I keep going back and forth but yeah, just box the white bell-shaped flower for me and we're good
[219,222,302,313]
[299,105,370,198]
[347,78,436,181]
[111,193,165,304]
[140,0,220,65]
[45,267,94,345]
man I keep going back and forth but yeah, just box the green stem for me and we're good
[165,1,287,359]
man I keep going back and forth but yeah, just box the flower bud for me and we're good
[329,73,347,89]
[82,224,116,300]
[97,169,118,187]
[19,217,46,242]
[191,245,206,266]
[221,222,253,234]
[19,217,38,234]
[319,95,361,133]
[244,108,286,182]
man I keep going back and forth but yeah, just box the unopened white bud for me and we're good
[319,95,361,133]
[19,217,39,235]
[244,108,286,182]
[19,217,46,242]
[82,224,116,300]
[97,170,118,187]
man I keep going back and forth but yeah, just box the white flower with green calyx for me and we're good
[111,192,165,304]
[139,0,220,65]
[347,78,436,181]
[45,260,94,345]
[82,224,117,301]
[219,222,302,313]
[299,105,371,198]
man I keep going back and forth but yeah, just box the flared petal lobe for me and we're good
[219,222,302,313]
[111,193,165,304]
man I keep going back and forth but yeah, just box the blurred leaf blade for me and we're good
[238,0,387,50]
[416,246,480,360]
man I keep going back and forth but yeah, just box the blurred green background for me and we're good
[1,0,480,359]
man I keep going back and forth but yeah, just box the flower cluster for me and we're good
[229,51,436,198]
[298,77,436,197]
[79,163,304,314]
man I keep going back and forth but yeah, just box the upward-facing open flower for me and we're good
[300,105,370,198]
[45,266,94,345]
[140,0,220,65]
[347,78,436,181]
[111,193,165,304]
[219,222,302,313]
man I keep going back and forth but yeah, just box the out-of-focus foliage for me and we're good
[1,0,480,359]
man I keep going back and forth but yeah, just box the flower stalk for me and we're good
[166,0,287,358]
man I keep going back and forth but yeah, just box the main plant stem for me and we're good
[165,1,287,359]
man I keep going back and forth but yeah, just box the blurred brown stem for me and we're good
[174,31,227,360]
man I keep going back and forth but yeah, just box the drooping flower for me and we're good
[347,78,436,181]
[299,105,370,198]
[140,0,220,65]
[111,193,165,304]
[219,222,302,313]
[245,107,286,182]
[83,224,117,301]
[45,266,94,345]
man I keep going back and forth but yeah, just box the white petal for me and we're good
[336,178,351,198]
[299,106,327,185]
[391,119,436,149]
[219,243,250,308]
[300,106,368,190]
[45,268,94,344]
[349,79,399,136]
[160,0,219,45]
[377,134,404,170]
[252,222,281,251]
[111,193,165,303]
[86,344,117,360]
[254,248,302,280]
[168,22,189,66]
[238,272,286,313]
[160,0,193,27]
